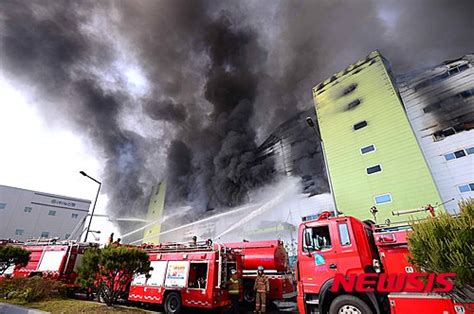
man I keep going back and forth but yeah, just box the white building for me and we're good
[0,185,90,241]
[397,54,474,213]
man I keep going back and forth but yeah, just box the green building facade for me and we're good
[143,181,167,244]
[312,51,443,223]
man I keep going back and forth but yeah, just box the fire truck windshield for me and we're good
[303,225,332,251]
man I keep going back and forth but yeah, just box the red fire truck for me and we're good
[128,240,242,313]
[12,239,94,287]
[296,211,473,314]
[226,240,297,306]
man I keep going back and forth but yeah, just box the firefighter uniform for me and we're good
[254,273,269,313]
[228,273,240,314]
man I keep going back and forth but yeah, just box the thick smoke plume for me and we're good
[0,1,155,225]
[1,0,473,233]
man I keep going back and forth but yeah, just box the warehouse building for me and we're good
[142,182,167,244]
[0,184,90,241]
[397,54,474,213]
[139,52,473,244]
[312,51,443,223]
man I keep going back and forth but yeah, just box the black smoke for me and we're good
[161,16,275,209]
[0,0,153,226]
[144,100,187,123]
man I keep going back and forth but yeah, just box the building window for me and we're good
[444,152,456,161]
[444,148,473,161]
[433,127,459,141]
[458,183,474,193]
[65,234,70,239]
[48,210,56,216]
[71,213,78,219]
[367,164,382,175]
[342,84,357,96]
[40,232,49,238]
[460,88,474,99]
[361,144,376,155]
[24,207,32,213]
[0,203,6,209]
[415,63,470,91]
[454,150,466,158]
[15,229,24,236]
[424,88,474,114]
[353,120,368,131]
[346,99,361,110]
[374,193,392,204]
[338,223,351,246]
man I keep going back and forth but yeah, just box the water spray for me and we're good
[130,203,259,244]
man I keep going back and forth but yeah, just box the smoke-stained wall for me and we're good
[1,0,473,232]
[397,55,474,213]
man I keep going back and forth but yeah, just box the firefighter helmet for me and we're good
[231,268,237,274]
[257,266,264,271]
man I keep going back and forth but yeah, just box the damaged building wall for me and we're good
[397,55,474,213]
[254,108,329,196]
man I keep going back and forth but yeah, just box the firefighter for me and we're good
[254,265,269,313]
[108,232,114,245]
[228,268,240,313]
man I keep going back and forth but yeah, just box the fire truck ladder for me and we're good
[142,239,220,252]
[371,199,456,232]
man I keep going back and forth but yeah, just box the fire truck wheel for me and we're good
[97,285,109,304]
[164,292,182,314]
[329,295,373,314]
[243,288,255,303]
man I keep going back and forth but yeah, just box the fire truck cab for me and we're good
[128,240,242,313]
[297,212,382,314]
[296,211,473,314]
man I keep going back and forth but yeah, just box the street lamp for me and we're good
[77,229,101,242]
[80,171,102,242]
[305,117,339,217]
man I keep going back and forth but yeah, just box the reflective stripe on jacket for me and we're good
[229,277,240,295]
[254,274,269,293]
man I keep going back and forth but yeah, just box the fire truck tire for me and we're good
[329,295,373,314]
[97,285,109,304]
[164,292,182,314]
[243,288,255,303]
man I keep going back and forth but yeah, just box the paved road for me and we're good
[0,303,48,314]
